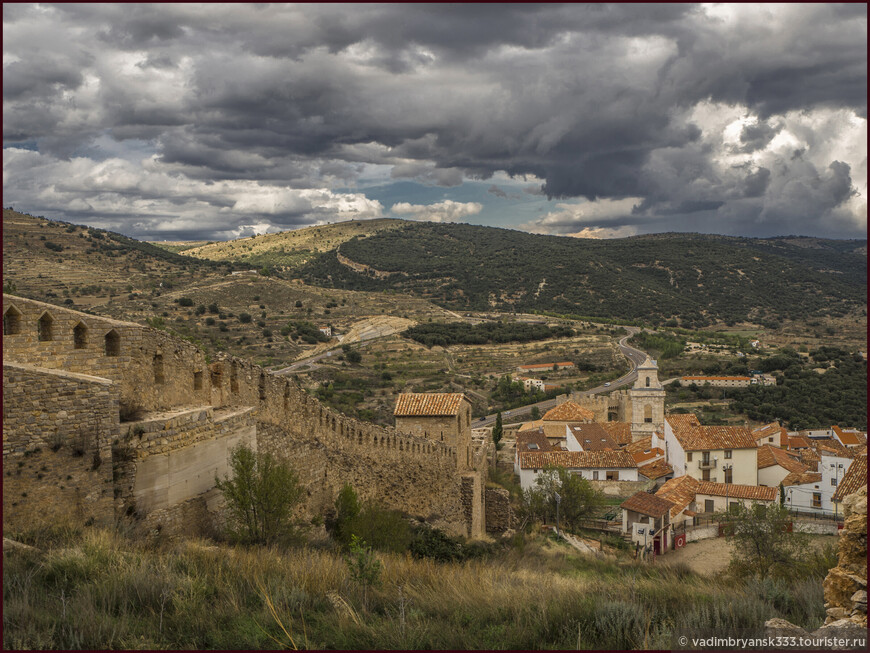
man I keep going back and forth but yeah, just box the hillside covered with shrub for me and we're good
[299,222,866,327]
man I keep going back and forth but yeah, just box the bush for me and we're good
[214,444,303,545]
[410,524,463,562]
[238,313,252,324]
[178,297,194,307]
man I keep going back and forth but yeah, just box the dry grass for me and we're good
[3,524,829,650]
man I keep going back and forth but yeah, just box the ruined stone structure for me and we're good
[3,295,490,539]
[823,486,867,626]
[567,389,632,423]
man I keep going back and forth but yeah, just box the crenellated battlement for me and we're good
[3,294,485,538]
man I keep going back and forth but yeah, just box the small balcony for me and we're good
[697,458,717,470]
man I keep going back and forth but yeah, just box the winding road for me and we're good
[471,326,648,428]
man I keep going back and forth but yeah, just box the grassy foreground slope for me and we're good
[3,525,828,650]
[298,223,867,326]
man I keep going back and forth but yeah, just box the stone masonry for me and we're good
[3,294,487,539]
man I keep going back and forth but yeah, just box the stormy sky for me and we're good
[3,3,867,241]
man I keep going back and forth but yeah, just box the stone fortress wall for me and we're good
[3,294,488,538]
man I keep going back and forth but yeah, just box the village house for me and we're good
[624,433,665,467]
[564,423,618,452]
[782,471,826,514]
[517,450,638,491]
[831,455,868,513]
[752,421,789,448]
[832,425,867,449]
[394,392,473,469]
[513,431,552,475]
[663,415,759,485]
[637,459,674,484]
[693,481,777,514]
[515,375,545,391]
[600,421,633,447]
[318,325,332,338]
[619,492,674,555]
[517,401,596,449]
[655,474,700,528]
[757,444,810,487]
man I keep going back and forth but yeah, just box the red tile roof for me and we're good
[638,460,674,481]
[757,444,807,474]
[781,471,823,487]
[753,422,788,447]
[695,482,777,501]
[671,425,758,451]
[542,401,594,422]
[832,455,867,502]
[666,413,702,433]
[515,431,552,454]
[833,425,867,447]
[567,423,617,451]
[788,436,811,450]
[657,475,701,518]
[518,450,637,470]
[600,422,632,446]
[625,436,664,464]
[621,492,674,518]
[394,393,467,417]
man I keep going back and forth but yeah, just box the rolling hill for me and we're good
[294,222,867,327]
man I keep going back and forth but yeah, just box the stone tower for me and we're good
[629,356,665,441]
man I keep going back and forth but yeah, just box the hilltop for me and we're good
[178,218,408,270]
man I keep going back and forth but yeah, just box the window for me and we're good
[645,376,650,387]
[73,322,88,349]
[3,306,22,335]
[728,501,739,514]
[724,468,733,484]
[724,450,732,459]
[831,477,837,487]
[528,443,539,450]
[644,404,653,423]
[704,499,714,513]
[606,471,617,481]
[38,312,54,341]
[104,329,120,356]
[686,452,693,462]
[812,493,822,508]
[593,470,599,480]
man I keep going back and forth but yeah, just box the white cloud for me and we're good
[525,197,643,234]
[390,199,483,222]
[2,148,383,238]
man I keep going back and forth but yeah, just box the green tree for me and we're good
[721,502,809,580]
[345,535,382,611]
[332,483,361,545]
[214,444,303,545]
[520,466,602,529]
[492,412,503,449]
[530,405,541,420]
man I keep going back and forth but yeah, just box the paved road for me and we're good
[472,326,648,428]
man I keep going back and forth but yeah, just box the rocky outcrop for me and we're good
[764,485,867,648]
[823,486,867,627]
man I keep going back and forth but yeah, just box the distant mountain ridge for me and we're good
[294,222,866,327]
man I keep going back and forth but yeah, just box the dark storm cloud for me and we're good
[3,3,866,238]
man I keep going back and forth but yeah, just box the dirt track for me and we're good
[659,534,837,575]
